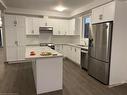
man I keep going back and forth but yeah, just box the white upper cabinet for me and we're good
[92,6,104,24]
[103,2,115,22]
[69,18,76,35]
[26,17,43,35]
[68,18,80,35]
[91,1,115,24]
[48,19,69,35]
[25,17,78,36]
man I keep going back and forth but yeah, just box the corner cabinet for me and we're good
[91,1,115,24]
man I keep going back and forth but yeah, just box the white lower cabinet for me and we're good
[55,44,63,54]
[55,44,81,65]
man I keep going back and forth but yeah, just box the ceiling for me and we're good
[4,0,94,13]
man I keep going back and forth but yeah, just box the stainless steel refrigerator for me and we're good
[88,21,113,84]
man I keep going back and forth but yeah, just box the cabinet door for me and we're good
[5,15,16,27]
[75,18,80,35]
[49,19,59,35]
[103,2,115,22]
[75,48,81,65]
[6,46,18,61]
[67,46,72,60]
[16,16,26,27]
[63,45,68,57]
[69,19,75,35]
[17,27,26,46]
[17,46,25,60]
[55,45,60,52]
[57,20,62,35]
[26,17,33,35]
[69,46,74,61]
[33,18,40,35]
[91,6,104,24]
[63,20,69,35]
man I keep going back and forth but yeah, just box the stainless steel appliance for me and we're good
[40,43,55,50]
[88,21,113,84]
[39,27,53,33]
[81,48,88,70]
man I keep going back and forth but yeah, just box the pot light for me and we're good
[54,5,67,12]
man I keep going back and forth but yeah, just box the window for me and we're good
[83,16,91,38]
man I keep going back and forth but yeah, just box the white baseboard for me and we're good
[108,81,127,88]
[5,60,31,64]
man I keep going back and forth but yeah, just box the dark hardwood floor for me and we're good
[0,59,127,95]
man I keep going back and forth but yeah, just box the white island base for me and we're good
[32,57,63,95]
[25,46,63,95]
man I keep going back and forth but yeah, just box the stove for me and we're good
[40,43,55,50]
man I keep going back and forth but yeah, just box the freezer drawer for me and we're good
[88,57,110,84]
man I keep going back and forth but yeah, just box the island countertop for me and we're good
[25,46,63,59]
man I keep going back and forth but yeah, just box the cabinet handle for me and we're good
[45,22,47,26]
[65,32,67,35]
[15,41,18,46]
[58,31,60,35]
[32,30,34,34]
[99,14,103,20]
[14,20,17,26]
[75,48,76,52]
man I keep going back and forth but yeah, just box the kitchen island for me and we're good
[25,46,63,95]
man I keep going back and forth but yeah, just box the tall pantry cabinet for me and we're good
[5,15,26,62]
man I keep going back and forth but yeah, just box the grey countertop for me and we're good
[26,43,88,50]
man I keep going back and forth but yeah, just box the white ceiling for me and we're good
[4,0,94,13]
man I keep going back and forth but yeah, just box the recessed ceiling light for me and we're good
[54,5,67,12]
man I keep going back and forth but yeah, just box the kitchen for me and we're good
[0,0,127,95]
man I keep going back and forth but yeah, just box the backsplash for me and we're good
[26,33,87,45]
[26,34,81,45]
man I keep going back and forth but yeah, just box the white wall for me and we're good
[5,0,113,18]
[109,0,127,85]
[71,0,113,16]
[5,7,70,18]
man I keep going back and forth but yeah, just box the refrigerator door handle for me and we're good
[106,23,110,61]
[89,38,93,47]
